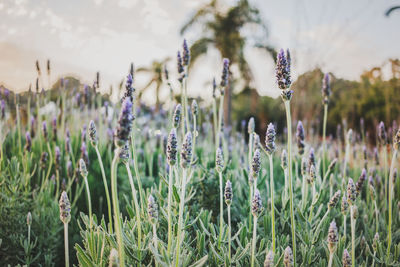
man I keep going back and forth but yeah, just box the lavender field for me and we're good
[0,1,400,266]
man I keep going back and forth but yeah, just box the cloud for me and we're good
[118,0,138,9]
[93,0,104,5]
[141,0,173,35]
[45,9,72,32]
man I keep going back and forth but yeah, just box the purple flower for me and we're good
[1,100,5,119]
[177,51,184,74]
[182,39,190,66]
[52,116,57,141]
[322,73,331,103]
[220,58,230,87]
[65,136,70,155]
[122,74,135,103]
[42,121,48,140]
[275,48,291,90]
[25,132,32,152]
[378,121,387,145]
[296,121,305,155]
[55,146,61,168]
[81,142,89,165]
[116,98,134,147]
[30,116,36,137]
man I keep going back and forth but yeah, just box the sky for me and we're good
[0,0,399,103]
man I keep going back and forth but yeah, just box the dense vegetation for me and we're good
[0,44,399,267]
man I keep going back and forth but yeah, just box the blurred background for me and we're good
[0,0,400,141]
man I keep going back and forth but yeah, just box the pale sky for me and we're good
[0,0,399,103]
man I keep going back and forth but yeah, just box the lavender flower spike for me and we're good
[296,121,305,155]
[378,121,387,145]
[224,180,233,205]
[177,51,184,74]
[172,104,182,128]
[276,49,292,90]
[122,74,134,103]
[25,132,32,152]
[322,73,331,104]
[220,58,230,87]
[182,39,190,66]
[180,132,192,169]
[42,121,48,141]
[265,123,276,155]
[88,120,98,146]
[251,189,263,217]
[115,98,134,147]
[166,128,178,166]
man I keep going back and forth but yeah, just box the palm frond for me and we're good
[189,37,214,68]
[180,0,217,35]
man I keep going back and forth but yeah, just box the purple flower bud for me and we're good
[177,51,184,74]
[378,121,387,145]
[220,58,230,87]
[276,48,291,90]
[40,152,48,168]
[55,146,61,168]
[81,125,86,142]
[308,148,315,171]
[42,121,48,140]
[65,136,70,155]
[81,142,89,165]
[116,98,134,147]
[52,116,57,141]
[25,132,32,152]
[1,99,5,119]
[296,121,305,155]
[122,74,135,103]
[182,39,190,66]
[67,160,73,178]
[322,73,331,103]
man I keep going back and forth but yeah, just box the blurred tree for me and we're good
[137,58,170,111]
[181,0,275,125]
[385,6,400,16]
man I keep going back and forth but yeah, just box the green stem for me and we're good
[216,92,224,149]
[218,171,224,248]
[250,216,258,267]
[343,214,347,241]
[95,146,113,233]
[111,154,125,266]
[322,103,328,179]
[269,155,276,254]
[153,223,158,267]
[308,183,316,223]
[383,146,388,211]
[374,200,378,234]
[327,252,333,267]
[184,71,190,134]
[83,175,92,228]
[125,162,142,259]
[350,205,355,267]
[387,149,397,256]
[64,223,69,267]
[167,165,174,256]
[212,98,218,147]
[284,100,296,265]
[130,135,145,215]
[16,103,22,156]
[228,204,231,264]
[175,169,187,267]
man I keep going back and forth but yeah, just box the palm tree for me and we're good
[137,58,170,111]
[181,0,275,125]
